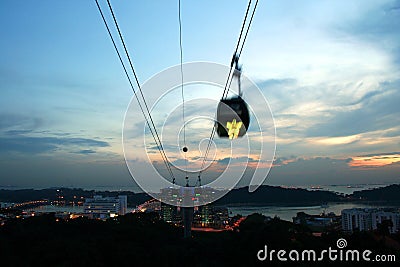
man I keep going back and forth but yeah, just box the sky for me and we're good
[0,0,399,190]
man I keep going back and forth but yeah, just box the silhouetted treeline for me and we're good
[215,186,341,205]
[352,184,400,202]
[0,188,151,206]
[1,184,400,207]
[0,212,399,266]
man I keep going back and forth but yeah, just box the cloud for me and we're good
[171,158,189,166]
[0,113,43,131]
[152,154,400,188]
[0,155,136,190]
[216,157,231,165]
[0,136,109,154]
[256,78,297,90]
[358,151,400,157]
[348,152,400,168]
[5,129,33,135]
[312,135,361,146]
[216,156,258,166]
[273,156,298,166]
[266,155,400,186]
[257,76,400,155]
[335,0,400,64]
[147,144,179,151]
[74,149,97,155]
[252,0,400,158]
[305,80,400,137]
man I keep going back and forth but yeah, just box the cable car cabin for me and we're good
[216,96,250,139]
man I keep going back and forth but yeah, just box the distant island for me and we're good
[1,184,400,206]
[216,184,400,205]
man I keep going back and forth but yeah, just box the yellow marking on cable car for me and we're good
[226,119,242,139]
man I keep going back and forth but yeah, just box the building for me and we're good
[137,199,161,213]
[159,187,181,206]
[0,202,14,209]
[83,195,127,220]
[342,209,372,232]
[342,208,400,234]
[160,202,181,224]
[193,205,229,228]
[293,211,341,232]
[197,205,213,226]
[372,210,400,234]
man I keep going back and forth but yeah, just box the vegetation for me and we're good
[0,212,399,266]
[352,184,400,203]
[215,186,341,205]
[2,184,400,207]
[0,188,151,207]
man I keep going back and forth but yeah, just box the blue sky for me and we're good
[0,0,399,190]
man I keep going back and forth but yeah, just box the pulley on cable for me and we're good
[216,54,250,139]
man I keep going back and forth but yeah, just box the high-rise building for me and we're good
[84,195,127,219]
[198,205,213,227]
[192,205,229,228]
[160,202,181,223]
[342,208,373,232]
[118,195,127,215]
[372,210,400,234]
[342,208,400,234]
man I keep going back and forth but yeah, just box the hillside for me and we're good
[1,184,400,206]
[351,184,400,202]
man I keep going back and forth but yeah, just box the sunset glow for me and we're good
[348,154,400,168]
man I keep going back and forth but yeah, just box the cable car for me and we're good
[216,56,250,139]
[216,96,250,139]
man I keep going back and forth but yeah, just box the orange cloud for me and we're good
[348,153,400,168]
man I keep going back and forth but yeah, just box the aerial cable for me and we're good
[222,0,258,100]
[200,0,256,173]
[106,0,168,164]
[221,0,258,101]
[178,0,189,182]
[95,0,175,184]
[95,0,176,184]
[198,0,258,181]
[237,0,258,57]
[217,0,253,101]
[232,0,252,65]
[104,0,176,184]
